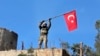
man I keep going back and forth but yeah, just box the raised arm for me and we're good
[47,18,51,30]
[39,20,45,29]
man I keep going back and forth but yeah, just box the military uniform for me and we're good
[38,19,51,48]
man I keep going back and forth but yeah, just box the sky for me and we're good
[0,0,100,50]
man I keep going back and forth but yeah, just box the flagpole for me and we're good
[22,41,24,50]
[51,14,64,19]
[44,13,65,21]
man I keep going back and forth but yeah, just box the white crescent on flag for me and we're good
[67,14,75,23]
[63,10,77,31]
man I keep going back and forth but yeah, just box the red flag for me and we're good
[64,10,77,31]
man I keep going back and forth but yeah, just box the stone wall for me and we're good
[0,28,18,51]
[0,49,70,56]
[34,49,62,56]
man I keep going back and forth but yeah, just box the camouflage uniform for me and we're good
[38,19,51,48]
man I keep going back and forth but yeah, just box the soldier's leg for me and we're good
[43,36,48,48]
[38,37,43,48]
[39,40,43,48]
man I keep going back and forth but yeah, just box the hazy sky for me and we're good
[0,0,100,49]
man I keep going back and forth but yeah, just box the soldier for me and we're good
[38,18,51,48]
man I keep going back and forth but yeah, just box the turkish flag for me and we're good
[64,10,77,31]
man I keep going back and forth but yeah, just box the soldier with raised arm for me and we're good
[38,18,51,48]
